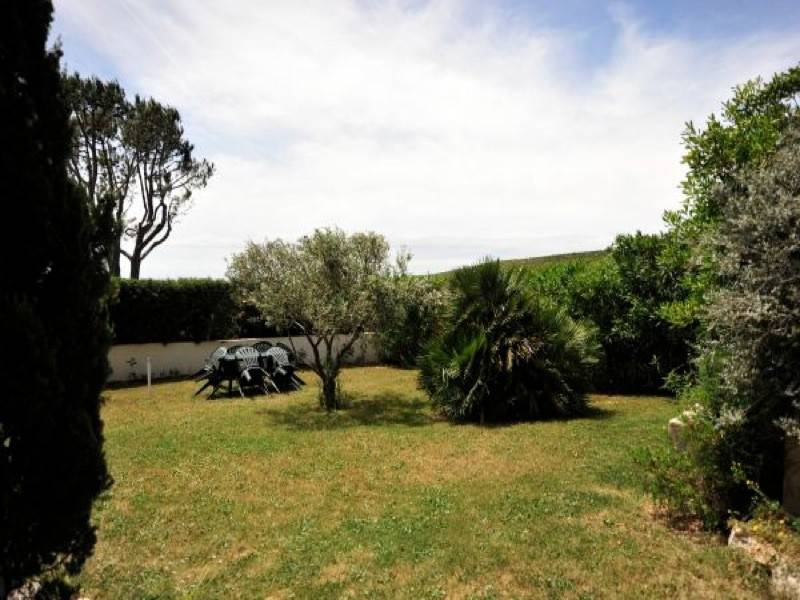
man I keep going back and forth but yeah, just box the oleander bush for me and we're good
[526,233,692,394]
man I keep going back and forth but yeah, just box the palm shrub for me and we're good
[418,260,599,423]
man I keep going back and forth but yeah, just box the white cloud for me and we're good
[53,0,800,276]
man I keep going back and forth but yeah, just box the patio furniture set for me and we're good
[194,341,305,398]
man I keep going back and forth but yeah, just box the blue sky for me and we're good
[52,1,800,277]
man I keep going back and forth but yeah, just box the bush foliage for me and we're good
[375,275,449,367]
[644,64,800,529]
[647,121,800,527]
[526,233,692,394]
[419,260,599,422]
[109,274,441,350]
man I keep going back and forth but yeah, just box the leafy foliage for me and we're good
[227,228,402,410]
[418,260,599,422]
[0,0,111,591]
[122,97,214,278]
[666,123,800,526]
[527,233,691,394]
[704,122,800,448]
[374,275,448,367]
[662,64,800,326]
[673,65,800,229]
[63,73,133,276]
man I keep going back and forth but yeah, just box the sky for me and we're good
[51,0,800,277]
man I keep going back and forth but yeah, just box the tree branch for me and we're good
[335,326,364,366]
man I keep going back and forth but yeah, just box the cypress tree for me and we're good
[0,0,112,594]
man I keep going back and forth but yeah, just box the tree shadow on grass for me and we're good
[258,393,617,431]
[257,392,440,430]
[577,404,618,421]
[455,403,618,429]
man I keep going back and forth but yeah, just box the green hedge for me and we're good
[110,278,242,344]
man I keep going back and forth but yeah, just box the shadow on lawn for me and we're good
[259,392,616,431]
[453,403,618,429]
[577,404,617,421]
[258,392,438,430]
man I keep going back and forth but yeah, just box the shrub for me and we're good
[526,235,692,394]
[639,384,749,529]
[418,260,599,423]
[647,120,800,528]
[1,0,111,591]
[375,275,448,367]
[662,64,800,332]
[110,278,239,343]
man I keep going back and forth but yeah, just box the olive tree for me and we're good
[227,228,399,410]
[699,120,800,509]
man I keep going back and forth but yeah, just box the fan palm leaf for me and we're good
[419,259,600,422]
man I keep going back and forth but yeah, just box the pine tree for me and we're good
[0,0,112,594]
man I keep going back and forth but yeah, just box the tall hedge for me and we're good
[111,279,239,343]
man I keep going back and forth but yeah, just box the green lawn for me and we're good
[79,367,766,598]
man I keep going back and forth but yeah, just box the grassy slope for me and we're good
[495,250,608,271]
[80,367,765,599]
[432,250,607,279]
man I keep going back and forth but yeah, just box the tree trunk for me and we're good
[784,436,800,516]
[110,213,123,276]
[129,253,141,279]
[321,371,338,411]
[110,240,121,277]
[106,235,121,277]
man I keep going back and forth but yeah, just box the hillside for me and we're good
[433,249,607,277]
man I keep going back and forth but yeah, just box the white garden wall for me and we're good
[107,334,380,383]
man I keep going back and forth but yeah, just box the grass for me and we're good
[78,367,767,598]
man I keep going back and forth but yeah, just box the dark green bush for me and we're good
[418,260,599,423]
[111,278,239,343]
[1,0,111,590]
